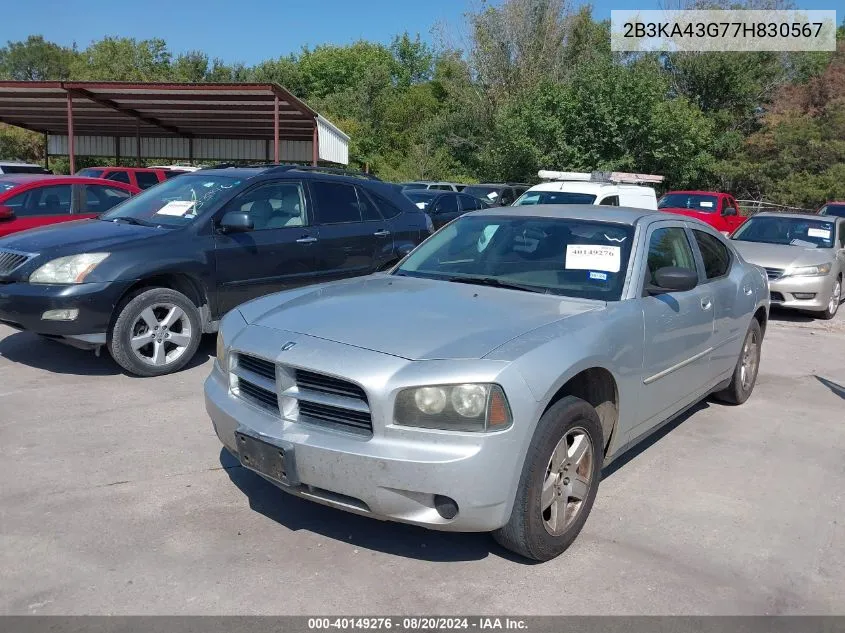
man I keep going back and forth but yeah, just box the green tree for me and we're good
[0,35,75,80]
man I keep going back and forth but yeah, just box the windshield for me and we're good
[404,191,437,209]
[658,193,719,212]
[77,168,105,178]
[395,215,635,301]
[514,191,597,206]
[732,216,835,249]
[463,186,501,202]
[819,204,845,218]
[0,182,18,193]
[101,174,242,227]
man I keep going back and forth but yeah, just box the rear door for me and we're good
[134,171,161,190]
[430,193,461,228]
[0,183,74,237]
[74,183,134,219]
[213,179,319,314]
[308,179,388,281]
[103,170,135,188]
[634,222,715,434]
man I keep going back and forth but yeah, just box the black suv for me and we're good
[0,165,431,376]
[461,183,531,207]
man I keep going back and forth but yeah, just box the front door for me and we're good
[719,196,745,234]
[635,223,715,433]
[430,193,461,229]
[213,180,319,314]
[0,183,74,237]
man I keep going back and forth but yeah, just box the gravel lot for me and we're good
[1,310,843,615]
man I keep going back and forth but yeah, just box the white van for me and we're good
[514,170,662,210]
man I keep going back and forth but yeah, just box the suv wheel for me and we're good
[493,396,603,561]
[108,287,202,377]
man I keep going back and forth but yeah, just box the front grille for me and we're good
[233,353,278,413]
[238,354,275,381]
[298,401,373,431]
[295,369,367,400]
[764,267,785,280]
[294,370,372,434]
[770,291,785,303]
[0,249,32,276]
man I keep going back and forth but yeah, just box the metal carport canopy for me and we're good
[0,81,349,171]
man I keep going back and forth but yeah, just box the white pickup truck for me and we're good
[514,170,663,210]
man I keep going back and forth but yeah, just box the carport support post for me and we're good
[66,91,75,175]
[312,124,318,166]
[273,95,280,164]
[135,121,141,167]
[114,136,120,165]
[43,132,49,169]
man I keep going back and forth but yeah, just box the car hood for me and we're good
[238,275,603,361]
[731,240,833,269]
[0,219,161,254]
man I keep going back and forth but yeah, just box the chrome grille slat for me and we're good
[0,249,32,276]
[232,365,276,393]
[764,267,785,280]
[237,354,275,381]
[298,401,373,430]
[284,386,370,413]
[237,379,279,412]
[295,369,367,400]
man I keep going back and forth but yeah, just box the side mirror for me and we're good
[218,211,253,233]
[647,266,698,294]
[723,206,737,216]
[0,205,15,221]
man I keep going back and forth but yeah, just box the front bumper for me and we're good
[769,274,836,312]
[204,344,532,533]
[0,280,131,343]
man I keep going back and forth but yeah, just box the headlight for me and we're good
[785,263,831,277]
[216,330,228,374]
[29,253,109,284]
[395,383,512,432]
[215,309,247,376]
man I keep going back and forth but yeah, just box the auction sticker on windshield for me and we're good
[808,227,831,239]
[156,200,196,217]
[566,245,621,272]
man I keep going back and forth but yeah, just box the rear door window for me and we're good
[599,195,619,206]
[356,187,382,222]
[135,171,160,189]
[106,171,132,185]
[692,230,732,279]
[311,181,362,224]
[433,194,459,215]
[458,194,481,211]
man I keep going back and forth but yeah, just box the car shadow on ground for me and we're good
[768,307,822,323]
[815,375,845,400]
[218,401,710,564]
[218,447,532,564]
[0,330,214,376]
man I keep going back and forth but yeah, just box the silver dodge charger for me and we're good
[205,205,769,561]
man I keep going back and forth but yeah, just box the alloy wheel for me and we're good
[129,303,193,367]
[541,427,594,536]
[740,329,760,391]
[830,280,841,317]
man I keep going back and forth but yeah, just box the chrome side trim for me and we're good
[643,347,713,385]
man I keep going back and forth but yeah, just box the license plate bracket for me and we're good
[235,431,297,486]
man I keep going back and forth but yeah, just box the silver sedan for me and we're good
[731,213,845,320]
[206,205,769,561]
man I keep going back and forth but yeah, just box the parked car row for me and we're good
[76,165,195,189]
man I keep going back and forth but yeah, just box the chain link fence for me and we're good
[736,200,815,216]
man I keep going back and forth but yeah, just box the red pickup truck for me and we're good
[0,175,140,238]
[657,190,746,235]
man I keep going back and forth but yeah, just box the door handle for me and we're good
[296,236,317,244]
[373,229,391,237]
[701,298,712,310]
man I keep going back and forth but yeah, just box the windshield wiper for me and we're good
[447,275,548,294]
[110,217,148,226]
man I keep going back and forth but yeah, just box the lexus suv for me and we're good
[0,165,430,376]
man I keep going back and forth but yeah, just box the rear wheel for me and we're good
[493,396,603,561]
[714,318,762,405]
[108,287,202,377]
[819,276,841,321]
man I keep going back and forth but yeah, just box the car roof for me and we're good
[404,189,439,196]
[472,204,658,225]
[751,212,841,222]
[0,161,42,167]
[663,190,726,195]
[0,174,138,187]
[0,174,66,184]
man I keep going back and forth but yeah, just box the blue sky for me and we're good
[2,0,839,65]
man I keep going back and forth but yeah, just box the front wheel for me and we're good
[493,396,603,561]
[108,287,202,377]
[819,276,841,321]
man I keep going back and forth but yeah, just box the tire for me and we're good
[493,396,603,562]
[108,287,202,377]
[713,318,762,405]
[819,276,841,321]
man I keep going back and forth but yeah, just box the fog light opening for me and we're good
[42,308,79,321]
[792,292,816,300]
[434,494,459,520]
